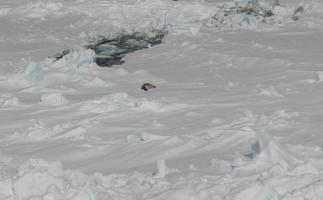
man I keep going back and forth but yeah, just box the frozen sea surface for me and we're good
[1,0,323,199]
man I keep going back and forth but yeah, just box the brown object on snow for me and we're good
[141,83,156,91]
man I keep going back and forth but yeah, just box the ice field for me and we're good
[1,0,323,199]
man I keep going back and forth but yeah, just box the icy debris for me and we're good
[11,120,48,141]
[0,159,170,200]
[91,31,166,67]
[135,99,188,112]
[23,48,97,91]
[80,93,189,113]
[272,6,288,16]
[49,49,70,62]
[256,85,284,97]
[0,94,20,107]
[53,30,166,68]
[210,159,233,174]
[210,0,302,28]
[80,93,136,113]
[50,49,95,73]
[228,183,278,200]
[154,159,167,178]
[316,71,323,82]
[170,21,201,35]
[265,173,321,196]
[83,77,114,88]
[232,132,303,176]
[8,120,87,142]
[228,133,323,198]
[1,152,323,200]
[39,92,69,106]
[24,62,46,84]
[253,133,302,168]
[9,0,69,19]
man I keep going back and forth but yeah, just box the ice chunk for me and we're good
[90,32,166,67]
[272,6,288,16]
[40,92,68,106]
[0,94,20,107]
[154,159,167,178]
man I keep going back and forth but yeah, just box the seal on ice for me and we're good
[141,83,156,91]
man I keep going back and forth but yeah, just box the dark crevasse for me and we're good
[51,30,167,67]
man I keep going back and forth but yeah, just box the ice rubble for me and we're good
[6,120,88,143]
[87,31,166,67]
[46,0,304,69]
[0,94,21,107]
[21,48,98,92]
[210,0,304,28]
[39,92,69,106]
[1,134,323,200]
[80,93,189,114]
[51,30,166,67]
[0,0,319,199]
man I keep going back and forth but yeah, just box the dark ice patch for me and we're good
[292,6,304,21]
[50,30,166,67]
[88,32,166,67]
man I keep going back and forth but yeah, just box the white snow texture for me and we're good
[1,0,323,199]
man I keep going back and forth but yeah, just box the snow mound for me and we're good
[226,132,323,199]
[0,94,21,107]
[83,77,114,88]
[6,120,88,143]
[135,98,189,112]
[1,141,323,200]
[2,159,97,200]
[80,93,189,113]
[40,92,69,106]
[80,93,137,113]
[0,159,166,200]
[257,85,284,97]
[236,133,303,171]
[21,49,99,92]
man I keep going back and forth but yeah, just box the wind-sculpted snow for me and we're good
[0,94,21,107]
[1,135,323,200]
[2,0,323,199]
[80,93,189,114]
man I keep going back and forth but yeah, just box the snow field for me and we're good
[1,0,323,199]
[1,133,323,200]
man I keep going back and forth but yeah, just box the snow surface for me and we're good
[1,0,323,199]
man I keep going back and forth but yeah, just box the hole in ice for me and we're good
[50,30,167,67]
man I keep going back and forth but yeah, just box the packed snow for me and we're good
[1,0,323,199]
